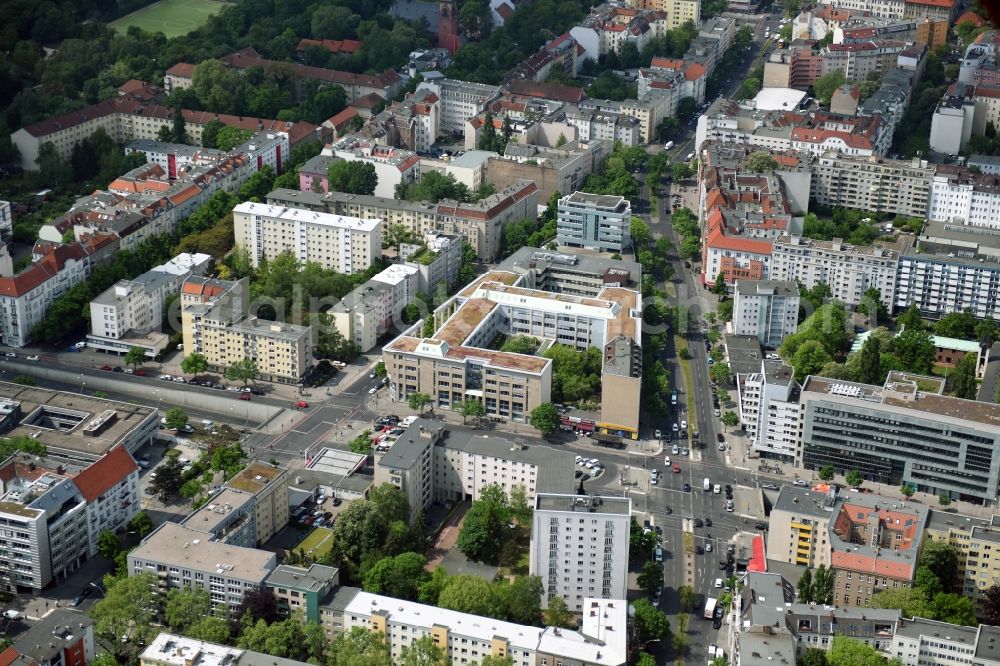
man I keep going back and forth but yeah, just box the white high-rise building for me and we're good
[233,201,382,275]
[738,360,801,463]
[732,280,800,349]
[529,493,631,612]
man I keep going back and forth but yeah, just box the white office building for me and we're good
[529,493,631,612]
[732,280,800,349]
[891,619,1000,666]
[928,168,1000,229]
[416,78,502,134]
[233,201,382,275]
[738,360,801,462]
[556,191,632,253]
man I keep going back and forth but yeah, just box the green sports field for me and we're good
[110,0,229,38]
[293,527,334,558]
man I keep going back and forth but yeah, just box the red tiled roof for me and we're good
[73,446,138,503]
[497,2,514,19]
[905,0,953,7]
[351,92,385,109]
[166,62,196,78]
[684,63,706,80]
[506,79,585,103]
[706,225,773,255]
[326,107,359,129]
[221,48,399,90]
[296,38,362,54]
[0,647,26,666]
[0,244,89,298]
[182,278,227,298]
[830,550,914,579]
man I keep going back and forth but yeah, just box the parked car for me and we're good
[239,393,251,401]
[26,355,39,361]
[99,365,112,371]
[71,588,93,607]
[2,610,22,620]
[296,401,309,408]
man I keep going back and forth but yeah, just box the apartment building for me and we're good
[733,572,901,666]
[416,78,502,134]
[738,359,801,462]
[808,151,935,219]
[766,486,834,568]
[928,165,1000,229]
[488,139,610,203]
[556,191,633,253]
[929,90,978,155]
[322,137,420,199]
[128,522,277,612]
[127,131,288,177]
[732,281,799,348]
[800,374,1000,504]
[266,180,539,262]
[770,235,899,308]
[923,511,1000,600]
[9,610,95,666]
[828,492,928,607]
[181,488,257,548]
[232,201,382,275]
[813,0,955,21]
[224,462,289,547]
[890,619,1000,666]
[564,107,642,146]
[419,150,493,190]
[383,268,643,435]
[529,494,631,612]
[180,276,313,384]
[696,100,891,157]
[264,563,339,623]
[373,419,575,522]
[0,440,139,592]
[894,220,1000,321]
[10,92,319,172]
[627,0,700,29]
[822,40,907,82]
[87,255,211,357]
[570,4,670,63]
[0,242,107,348]
[0,201,11,242]
[330,271,412,353]
[364,88,441,153]
[638,57,708,105]
[340,592,628,666]
[496,247,641,296]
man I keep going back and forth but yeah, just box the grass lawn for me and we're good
[110,0,229,38]
[293,526,334,559]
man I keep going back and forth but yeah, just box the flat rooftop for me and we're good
[599,287,640,341]
[436,298,498,346]
[140,633,243,666]
[562,191,628,210]
[130,522,275,582]
[458,270,520,297]
[724,334,764,375]
[182,488,254,534]
[773,486,834,518]
[225,461,286,495]
[497,248,640,287]
[895,617,978,645]
[925,509,990,533]
[0,383,156,461]
[233,201,381,232]
[306,448,367,476]
[535,493,631,515]
[383,335,551,373]
[264,563,338,593]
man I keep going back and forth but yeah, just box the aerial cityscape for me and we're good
[0,0,998,664]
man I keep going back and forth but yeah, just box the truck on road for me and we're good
[704,597,717,619]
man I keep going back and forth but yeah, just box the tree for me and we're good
[813,564,834,604]
[710,362,732,386]
[801,649,828,666]
[677,96,698,122]
[129,510,154,538]
[348,431,373,455]
[529,403,561,437]
[792,339,834,382]
[679,585,697,612]
[97,530,121,560]
[635,654,657,666]
[329,627,390,666]
[363,552,430,601]
[672,162,692,181]
[545,596,573,628]
[854,336,883,385]
[952,353,978,399]
[368,483,411,525]
[12,375,35,386]
[327,160,378,195]
[171,108,188,144]
[215,127,254,151]
[979,585,1000,626]
[333,498,392,565]
[201,119,225,148]
[633,598,670,644]
[234,587,279,626]
[164,407,188,431]
[721,411,740,431]
[828,636,887,666]
[458,398,485,424]
[892,328,935,374]
[745,151,779,172]
[814,71,847,106]
[638,560,664,597]
[181,352,209,377]
[400,635,446,666]
[934,309,977,338]
[920,541,959,594]
[927,592,977,626]
[711,272,727,296]
[901,483,915,499]
[456,485,511,564]
[631,217,651,247]
[226,358,259,385]
[240,165,276,201]
[509,485,532,525]
[437,575,497,617]
[938,494,952,507]
[869,587,929,619]
[188,616,231,644]
[845,470,863,489]
[90,573,161,659]
[165,587,212,632]
[797,568,813,602]
[148,456,183,501]
[896,304,924,332]
[407,392,432,413]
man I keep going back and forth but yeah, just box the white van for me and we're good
[400,415,418,427]
[703,477,711,492]
[664,141,674,150]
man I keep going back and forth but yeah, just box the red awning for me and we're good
[748,535,767,573]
